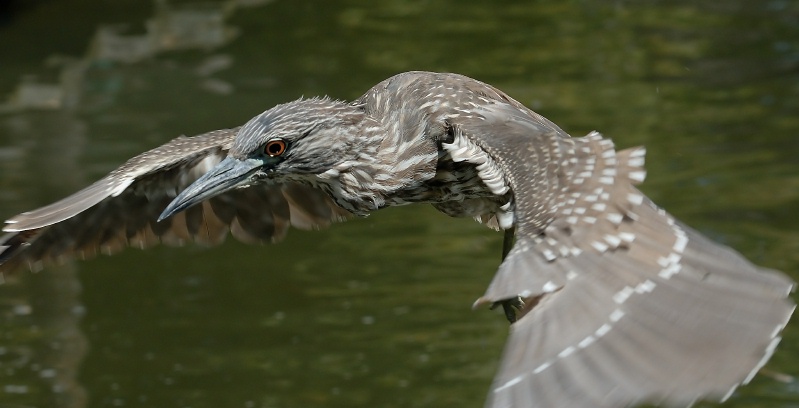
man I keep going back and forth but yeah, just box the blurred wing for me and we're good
[458,104,795,407]
[0,128,350,275]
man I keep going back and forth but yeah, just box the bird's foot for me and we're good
[490,296,525,324]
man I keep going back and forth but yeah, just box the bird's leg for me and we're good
[490,227,525,324]
[501,225,514,260]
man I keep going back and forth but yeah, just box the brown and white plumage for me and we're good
[0,71,794,407]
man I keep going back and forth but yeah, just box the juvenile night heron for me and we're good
[0,71,794,407]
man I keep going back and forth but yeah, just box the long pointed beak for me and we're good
[158,156,263,221]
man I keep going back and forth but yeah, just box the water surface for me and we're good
[0,1,798,407]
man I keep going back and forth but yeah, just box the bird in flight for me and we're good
[0,71,794,407]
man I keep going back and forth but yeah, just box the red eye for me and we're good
[264,139,287,157]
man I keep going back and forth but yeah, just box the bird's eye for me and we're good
[263,139,287,157]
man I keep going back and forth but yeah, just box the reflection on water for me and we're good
[90,0,239,64]
[0,0,267,113]
[0,266,89,408]
[0,0,798,407]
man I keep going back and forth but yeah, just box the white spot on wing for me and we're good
[609,309,625,322]
[636,279,656,293]
[542,281,559,292]
[558,346,576,358]
[533,362,552,374]
[494,375,524,392]
[629,170,647,182]
[591,241,609,252]
[578,335,596,348]
[627,193,644,205]
[613,287,633,304]
[110,178,134,197]
[595,323,612,337]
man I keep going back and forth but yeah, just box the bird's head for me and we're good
[158,97,367,221]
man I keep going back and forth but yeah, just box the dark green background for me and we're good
[0,0,798,407]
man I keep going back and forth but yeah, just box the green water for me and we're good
[0,0,798,407]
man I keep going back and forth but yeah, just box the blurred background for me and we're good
[0,0,798,407]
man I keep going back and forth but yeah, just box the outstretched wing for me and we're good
[458,103,794,407]
[0,128,350,276]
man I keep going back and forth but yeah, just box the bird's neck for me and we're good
[314,110,441,214]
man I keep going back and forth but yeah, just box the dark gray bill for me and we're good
[158,156,263,221]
